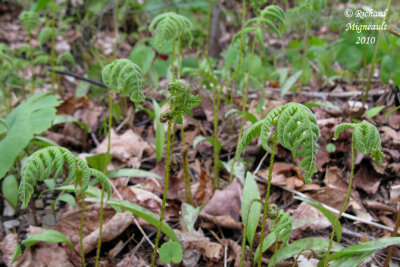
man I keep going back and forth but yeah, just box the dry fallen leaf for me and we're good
[290,202,331,237]
[202,178,242,221]
[354,160,382,195]
[96,129,153,168]
[192,170,213,206]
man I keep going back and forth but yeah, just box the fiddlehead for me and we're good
[237,102,320,183]
[102,59,144,108]
[333,120,385,165]
[149,12,192,48]
[167,80,202,124]
[18,146,111,209]
[19,11,41,33]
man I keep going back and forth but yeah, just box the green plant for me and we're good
[236,102,320,267]
[0,93,60,180]
[19,11,41,94]
[152,80,201,266]
[101,58,143,267]
[324,120,385,266]
[18,146,112,266]
[229,5,285,183]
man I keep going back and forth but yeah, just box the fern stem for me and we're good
[95,186,105,267]
[240,198,264,267]
[177,35,182,80]
[79,194,86,267]
[362,0,391,104]
[50,0,56,95]
[28,32,34,95]
[383,209,400,267]
[151,119,173,267]
[171,38,176,82]
[181,125,193,205]
[213,0,247,189]
[257,129,278,267]
[229,32,257,183]
[205,0,212,56]
[324,138,356,266]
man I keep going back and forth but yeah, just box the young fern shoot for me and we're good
[229,5,285,183]
[18,146,112,267]
[100,58,143,267]
[236,102,319,267]
[324,120,384,266]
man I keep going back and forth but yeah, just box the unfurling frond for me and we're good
[333,121,385,165]
[167,80,202,124]
[19,146,112,209]
[149,12,192,47]
[237,102,320,183]
[102,59,145,108]
[19,11,41,33]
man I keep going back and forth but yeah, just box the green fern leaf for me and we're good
[19,11,41,33]
[33,54,50,65]
[56,52,75,68]
[19,146,86,209]
[102,59,145,108]
[149,12,192,47]
[38,27,53,46]
[0,93,61,179]
[333,123,354,140]
[236,120,263,161]
[89,169,112,200]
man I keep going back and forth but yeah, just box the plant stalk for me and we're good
[181,126,193,205]
[257,129,278,267]
[383,209,400,267]
[151,119,173,267]
[50,0,57,94]
[28,32,34,95]
[324,138,356,266]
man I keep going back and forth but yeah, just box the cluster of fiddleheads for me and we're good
[19,11,41,33]
[149,12,192,48]
[18,146,111,209]
[102,59,144,108]
[237,102,319,183]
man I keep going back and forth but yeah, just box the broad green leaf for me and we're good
[32,0,51,12]
[2,175,18,209]
[153,99,165,162]
[32,136,59,147]
[12,230,74,262]
[254,232,277,263]
[106,168,162,180]
[385,106,400,117]
[0,93,61,179]
[128,44,156,73]
[329,251,374,267]
[294,196,342,242]
[159,241,183,264]
[380,55,392,84]
[336,45,362,71]
[222,158,246,184]
[269,237,343,267]
[364,105,385,118]
[57,193,76,209]
[241,172,261,249]
[181,203,202,233]
[327,237,400,262]
[280,70,303,98]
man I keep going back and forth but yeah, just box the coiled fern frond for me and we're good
[19,11,41,33]
[233,5,285,45]
[167,80,202,124]
[236,102,320,183]
[333,120,385,165]
[149,12,192,47]
[102,59,144,108]
[19,146,111,209]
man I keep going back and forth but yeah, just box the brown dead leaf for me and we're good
[193,240,223,262]
[116,252,149,267]
[200,93,214,122]
[199,213,243,230]
[354,160,382,195]
[380,126,400,145]
[193,170,213,206]
[96,129,153,168]
[364,200,397,213]
[57,95,90,115]
[82,212,133,254]
[290,202,331,238]
[311,187,346,211]
[0,227,74,267]
[202,178,242,221]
